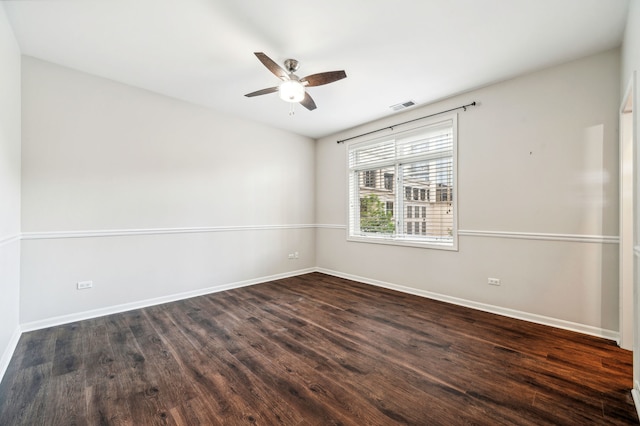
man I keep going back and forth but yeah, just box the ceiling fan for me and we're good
[244,52,346,111]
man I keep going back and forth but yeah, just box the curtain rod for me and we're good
[336,101,477,144]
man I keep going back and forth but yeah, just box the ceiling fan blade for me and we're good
[299,92,317,111]
[254,52,289,81]
[245,86,279,97]
[301,70,347,87]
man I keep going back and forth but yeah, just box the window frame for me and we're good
[346,114,458,251]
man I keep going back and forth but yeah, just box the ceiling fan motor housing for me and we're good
[284,58,300,73]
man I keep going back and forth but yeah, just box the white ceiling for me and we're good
[2,0,630,139]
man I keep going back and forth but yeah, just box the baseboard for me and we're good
[20,268,316,332]
[0,325,22,384]
[316,268,619,342]
[632,387,640,421]
[16,265,621,341]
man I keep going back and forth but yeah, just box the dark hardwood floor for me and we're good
[0,272,637,425]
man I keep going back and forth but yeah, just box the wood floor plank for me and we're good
[12,329,57,371]
[149,301,306,425]
[0,272,637,425]
[45,369,88,426]
[0,362,52,425]
[102,313,170,424]
[222,284,563,425]
[51,323,84,377]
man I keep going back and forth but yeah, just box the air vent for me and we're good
[390,100,416,111]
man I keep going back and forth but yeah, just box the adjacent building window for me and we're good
[384,173,394,191]
[347,115,457,249]
[364,170,377,188]
[386,201,394,216]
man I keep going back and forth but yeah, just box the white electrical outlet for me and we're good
[77,280,93,290]
[488,278,501,286]
[288,253,295,259]
[294,251,299,259]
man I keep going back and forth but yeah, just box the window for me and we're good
[364,170,377,188]
[348,115,457,249]
[386,202,394,216]
[437,183,451,201]
[384,173,394,190]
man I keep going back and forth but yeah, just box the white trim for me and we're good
[632,388,640,421]
[16,226,620,244]
[315,224,347,230]
[0,234,20,247]
[318,226,619,244]
[634,245,640,256]
[458,229,619,244]
[0,325,22,384]
[346,234,458,251]
[316,268,619,342]
[20,267,316,332]
[621,75,634,115]
[21,224,316,240]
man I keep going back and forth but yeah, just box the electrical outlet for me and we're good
[294,251,299,259]
[288,253,295,259]
[77,280,93,290]
[488,278,501,286]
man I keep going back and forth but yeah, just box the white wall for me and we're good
[0,5,21,377]
[11,21,629,342]
[316,49,621,337]
[20,57,316,325]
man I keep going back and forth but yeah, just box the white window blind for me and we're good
[347,115,457,249]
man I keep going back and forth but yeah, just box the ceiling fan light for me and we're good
[279,80,305,103]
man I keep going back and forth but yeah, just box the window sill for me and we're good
[347,234,458,251]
